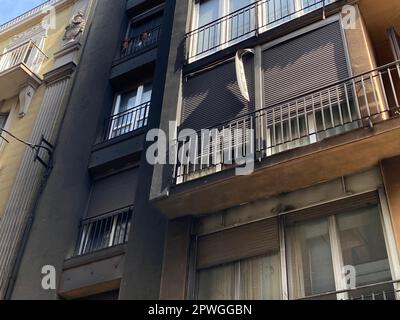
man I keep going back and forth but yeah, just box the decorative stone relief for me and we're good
[18,85,36,118]
[62,11,86,45]
[61,0,90,47]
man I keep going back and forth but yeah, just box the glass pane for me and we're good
[197,263,236,300]
[287,217,336,299]
[198,0,220,27]
[228,0,252,41]
[119,90,137,113]
[196,0,221,56]
[337,205,393,299]
[140,84,153,104]
[265,0,295,26]
[240,253,282,300]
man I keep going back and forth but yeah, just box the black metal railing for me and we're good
[299,279,400,300]
[103,101,150,142]
[173,60,400,184]
[74,206,133,256]
[119,25,162,60]
[185,0,335,61]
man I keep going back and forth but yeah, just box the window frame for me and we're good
[283,190,400,300]
[188,0,338,62]
[108,83,152,140]
[190,190,400,300]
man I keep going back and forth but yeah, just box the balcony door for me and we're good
[190,0,255,60]
[260,19,353,157]
[109,84,152,140]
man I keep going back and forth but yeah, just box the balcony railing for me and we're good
[118,25,162,60]
[0,40,47,74]
[103,101,150,142]
[173,60,400,184]
[74,206,133,256]
[299,279,400,300]
[185,0,336,61]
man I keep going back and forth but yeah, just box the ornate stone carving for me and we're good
[63,11,86,44]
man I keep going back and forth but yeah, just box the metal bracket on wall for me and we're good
[33,136,54,171]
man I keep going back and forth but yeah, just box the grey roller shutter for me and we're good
[263,21,349,107]
[182,57,255,131]
[284,191,379,225]
[86,168,138,218]
[197,217,279,269]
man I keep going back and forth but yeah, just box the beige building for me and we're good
[0,0,96,299]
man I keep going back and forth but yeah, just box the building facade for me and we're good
[9,0,174,300]
[0,0,96,299]
[3,0,400,300]
[153,0,400,300]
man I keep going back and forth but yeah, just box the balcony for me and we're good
[0,40,47,100]
[155,61,400,218]
[102,101,150,143]
[116,25,162,62]
[74,207,133,257]
[185,0,336,62]
[174,60,400,184]
[299,280,400,300]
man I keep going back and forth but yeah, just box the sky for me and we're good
[0,0,48,25]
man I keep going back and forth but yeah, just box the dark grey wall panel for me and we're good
[263,21,349,107]
[182,57,255,130]
[87,168,138,218]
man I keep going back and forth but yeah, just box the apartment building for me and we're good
[0,0,96,299]
[4,0,400,301]
[152,0,400,300]
[9,0,174,300]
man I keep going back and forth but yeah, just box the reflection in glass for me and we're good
[287,217,336,299]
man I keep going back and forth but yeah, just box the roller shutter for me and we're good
[182,56,255,131]
[86,168,138,218]
[197,217,279,269]
[263,20,349,107]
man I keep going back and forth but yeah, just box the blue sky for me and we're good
[0,0,48,25]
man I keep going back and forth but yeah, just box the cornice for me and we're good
[0,0,71,37]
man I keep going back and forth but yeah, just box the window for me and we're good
[286,217,336,298]
[286,204,394,300]
[121,11,163,58]
[108,84,152,140]
[188,0,338,61]
[190,0,255,59]
[76,207,133,256]
[75,168,138,256]
[197,253,282,300]
[194,193,399,300]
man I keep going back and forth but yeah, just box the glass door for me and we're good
[226,0,254,44]
[192,0,222,59]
